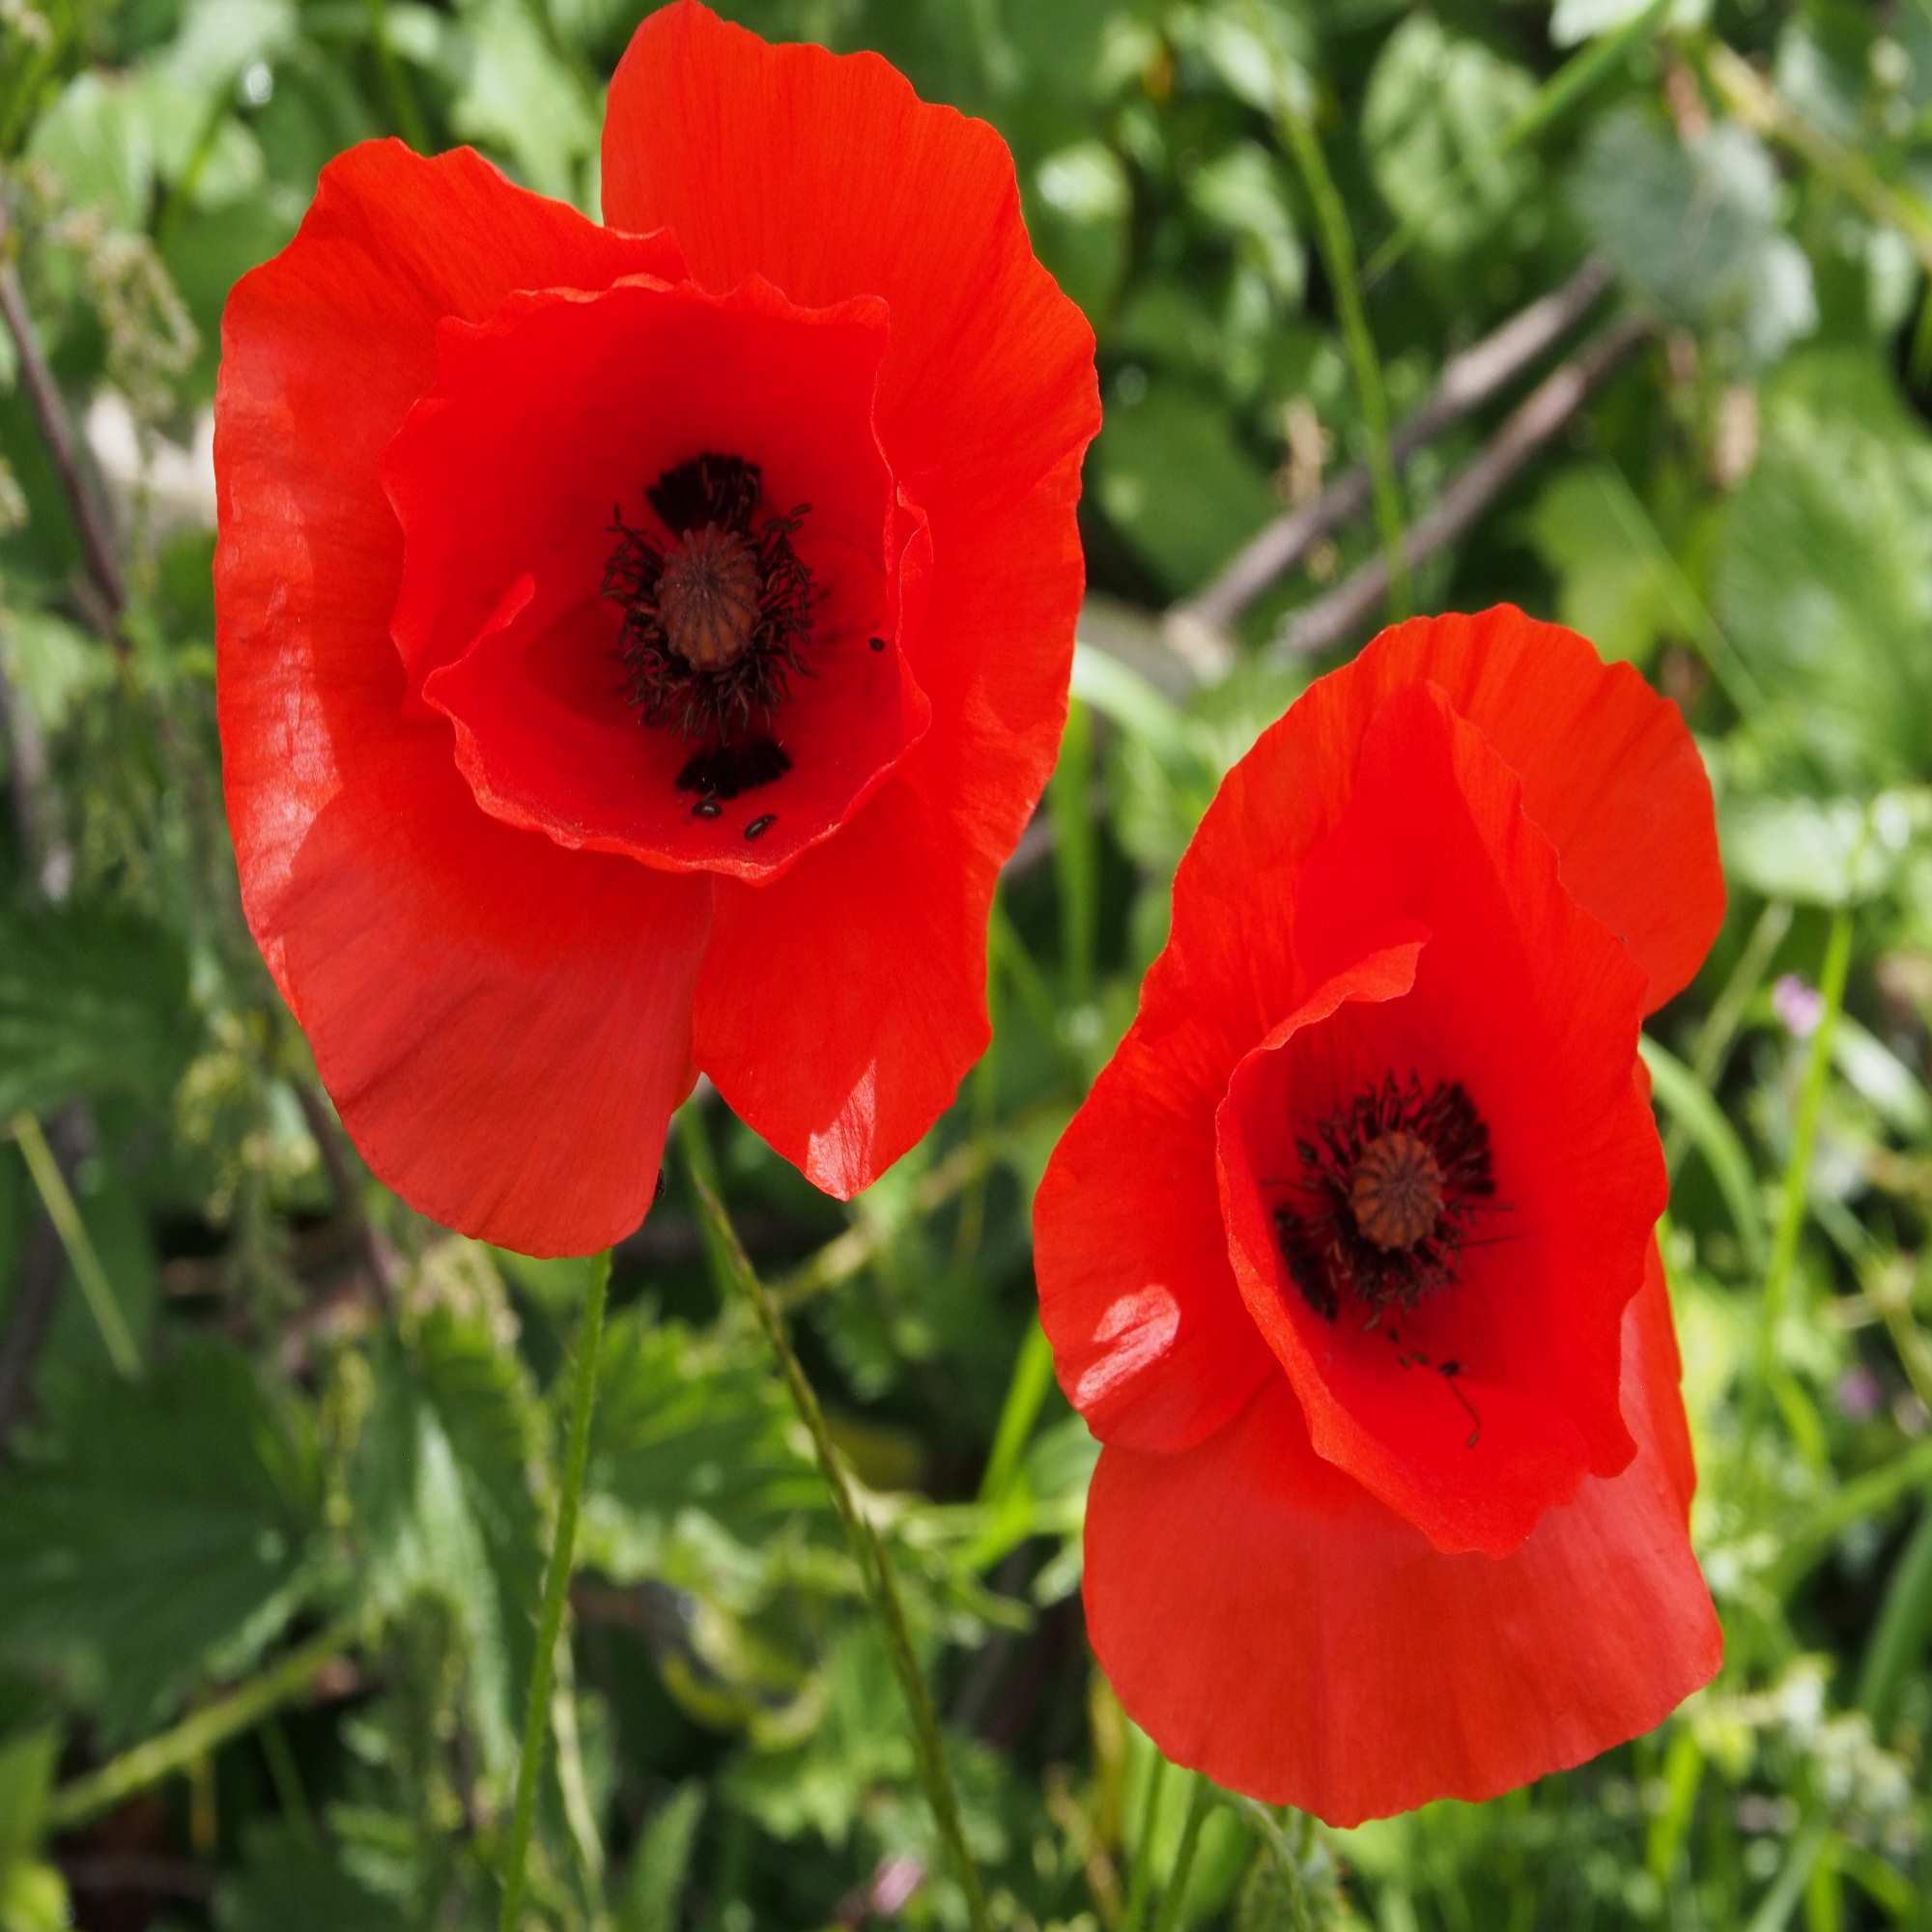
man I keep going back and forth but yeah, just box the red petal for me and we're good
[693,474,1086,1193]
[602,2,1098,525]
[1082,1249,1719,1825]
[215,142,703,1254]
[605,4,1099,1183]
[1034,999,1284,1456]
[273,733,711,1256]
[1358,610,1720,1009]
[386,273,932,880]
[1215,688,1659,1556]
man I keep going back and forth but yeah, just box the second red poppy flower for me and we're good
[1035,608,1726,1826]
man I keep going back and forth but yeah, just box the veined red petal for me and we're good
[386,273,931,880]
[1082,1247,1720,1827]
[1216,688,1659,1557]
[604,2,1100,1187]
[215,140,704,1255]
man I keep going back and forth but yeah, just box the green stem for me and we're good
[1121,1751,1171,1932]
[47,1615,360,1831]
[1273,84,1410,618]
[1150,1775,1212,1932]
[977,1321,1057,1506]
[1747,910,1854,1447]
[498,1249,612,1932]
[9,1111,141,1378]
[680,1116,993,1932]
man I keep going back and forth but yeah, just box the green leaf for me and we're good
[215,1823,412,1932]
[1523,464,1680,666]
[0,1729,57,1876]
[0,901,193,1119]
[0,1341,323,1737]
[1362,16,1538,259]
[1186,142,1305,303]
[1715,359,1932,781]
[616,1781,706,1932]
[582,1310,828,1591]
[1719,792,1931,906]
[25,73,155,225]
[444,0,596,202]
[1093,382,1280,595]
[350,1311,547,1792]
[1641,1036,1768,1271]
[1571,109,1816,364]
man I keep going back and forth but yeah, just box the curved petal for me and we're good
[1215,689,1659,1556]
[385,272,931,880]
[277,734,711,1256]
[1360,610,1722,1009]
[602,2,1098,522]
[1082,1250,1719,1825]
[1160,609,1720,1030]
[215,140,702,1254]
[693,471,1087,1193]
[1034,996,1288,1457]
[606,3,1100,1182]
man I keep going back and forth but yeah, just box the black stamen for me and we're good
[1274,1072,1496,1324]
[604,450,815,747]
[675,736,790,802]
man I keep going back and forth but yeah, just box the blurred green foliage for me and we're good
[3,0,1932,1926]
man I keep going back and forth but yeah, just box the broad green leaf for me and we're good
[1093,382,1279,595]
[1524,464,1679,666]
[1363,16,1538,259]
[1571,109,1816,364]
[581,1310,828,1591]
[25,73,155,225]
[0,1341,322,1736]
[215,1823,412,1932]
[349,1311,546,1791]
[1719,794,1926,906]
[444,0,596,202]
[1715,360,1932,779]
[0,901,193,1119]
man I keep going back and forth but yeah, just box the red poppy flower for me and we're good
[1035,609,1725,1826]
[214,1,1098,1256]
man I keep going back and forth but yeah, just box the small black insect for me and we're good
[744,813,777,840]
[692,797,723,820]
[868,635,887,652]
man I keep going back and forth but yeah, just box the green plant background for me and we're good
[2,0,1931,1927]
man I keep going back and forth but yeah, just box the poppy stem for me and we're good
[1149,1774,1213,1932]
[680,1114,995,1932]
[498,1247,612,1932]
[1120,1750,1171,1932]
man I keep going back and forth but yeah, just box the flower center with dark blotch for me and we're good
[1275,1073,1495,1323]
[603,450,814,800]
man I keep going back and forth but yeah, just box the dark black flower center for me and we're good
[603,451,814,802]
[1274,1073,1495,1324]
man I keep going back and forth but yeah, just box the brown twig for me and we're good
[0,204,128,623]
[1276,315,1653,659]
[1170,257,1613,646]
[292,1078,398,1311]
